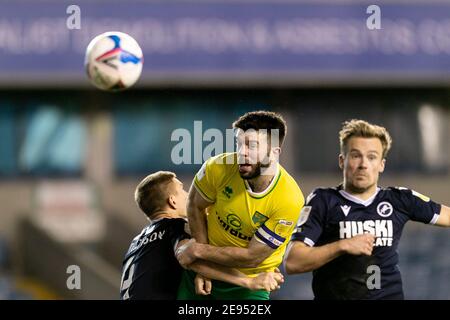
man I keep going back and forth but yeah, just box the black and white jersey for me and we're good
[120,217,190,300]
[291,185,441,300]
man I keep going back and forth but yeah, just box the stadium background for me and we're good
[0,0,449,299]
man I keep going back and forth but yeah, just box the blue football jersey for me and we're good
[120,217,190,300]
[291,185,441,300]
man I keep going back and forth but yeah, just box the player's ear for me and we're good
[379,158,386,173]
[168,194,177,210]
[338,154,345,170]
[272,146,281,157]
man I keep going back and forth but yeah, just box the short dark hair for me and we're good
[232,110,287,146]
[134,171,176,218]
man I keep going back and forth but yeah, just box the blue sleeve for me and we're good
[291,190,327,246]
[392,187,441,224]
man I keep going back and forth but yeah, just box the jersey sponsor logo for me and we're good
[274,219,293,237]
[340,205,351,216]
[339,220,393,246]
[216,212,252,241]
[226,214,242,229]
[222,186,233,199]
[252,211,269,228]
[377,201,393,217]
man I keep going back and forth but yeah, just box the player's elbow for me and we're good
[285,257,302,274]
[242,257,263,268]
[284,251,312,274]
[285,261,311,274]
[284,258,296,275]
[243,253,267,268]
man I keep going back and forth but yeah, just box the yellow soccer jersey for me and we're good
[194,153,305,275]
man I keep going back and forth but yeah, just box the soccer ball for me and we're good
[85,31,143,91]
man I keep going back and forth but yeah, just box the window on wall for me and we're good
[112,89,449,176]
[0,103,87,178]
[1,89,447,179]
[0,105,16,177]
[18,106,87,176]
[289,90,449,174]
[112,94,267,176]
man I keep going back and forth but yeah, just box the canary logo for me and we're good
[252,211,269,228]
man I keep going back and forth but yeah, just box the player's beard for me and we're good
[239,155,271,180]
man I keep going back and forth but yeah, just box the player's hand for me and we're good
[341,233,375,256]
[195,274,212,296]
[247,268,284,292]
[175,238,198,268]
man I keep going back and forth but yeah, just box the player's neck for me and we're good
[343,184,379,201]
[247,163,278,193]
[247,175,274,193]
[150,210,184,221]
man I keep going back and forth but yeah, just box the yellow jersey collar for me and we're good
[243,163,281,199]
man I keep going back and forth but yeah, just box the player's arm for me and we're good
[177,235,275,268]
[189,260,283,292]
[284,190,374,274]
[435,205,450,227]
[176,239,283,292]
[179,189,303,269]
[397,188,449,228]
[187,183,212,244]
[285,234,375,274]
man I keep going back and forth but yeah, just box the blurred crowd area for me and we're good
[1,0,450,299]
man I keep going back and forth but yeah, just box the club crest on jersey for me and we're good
[377,202,393,217]
[252,211,269,228]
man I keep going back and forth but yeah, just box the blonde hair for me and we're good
[339,119,392,158]
[134,171,176,218]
